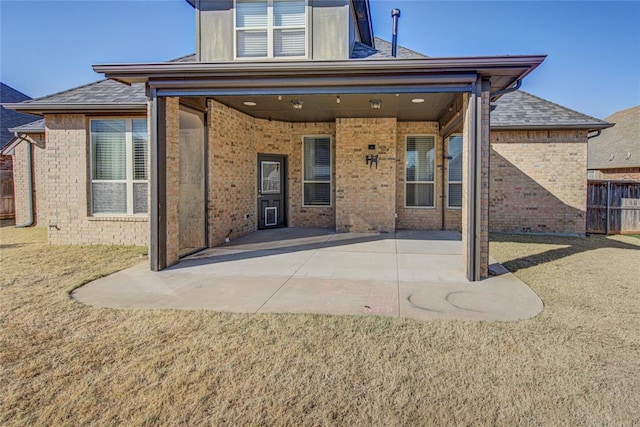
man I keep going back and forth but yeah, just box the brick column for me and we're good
[335,118,397,233]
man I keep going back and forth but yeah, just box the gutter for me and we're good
[13,135,35,228]
[490,79,521,101]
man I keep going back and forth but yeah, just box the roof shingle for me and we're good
[1,83,40,149]
[588,105,640,170]
[491,90,611,130]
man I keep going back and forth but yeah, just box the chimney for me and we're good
[391,9,401,57]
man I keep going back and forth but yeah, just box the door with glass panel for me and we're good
[257,154,286,229]
[178,106,206,256]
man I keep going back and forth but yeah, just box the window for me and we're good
[447,135,463,208]
[303,136,331,206]
[236,0,306,58]
[91,118,148,215]
[405,135,436,207]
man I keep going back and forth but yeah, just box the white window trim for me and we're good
[89,117,149,217]
[405,134,437,209]
[447,134,463,210]
[233,0,309,60]
[302,135,332,208]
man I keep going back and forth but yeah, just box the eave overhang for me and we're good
[2,103,147,115]
[492,123,613,131]
[93,55,546,96]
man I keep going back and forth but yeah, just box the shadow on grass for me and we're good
[490,233,640,273]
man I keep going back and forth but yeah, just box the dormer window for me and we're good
[235,0,307,59]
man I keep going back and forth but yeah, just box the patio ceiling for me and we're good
[213,92,456,122]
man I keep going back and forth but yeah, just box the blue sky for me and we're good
[1,0,638,119]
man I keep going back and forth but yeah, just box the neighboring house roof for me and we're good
[9,118,45,134]
[588,105,640,170]
[491,90,612,130]
[0,83,40,150]
[4,79,147,115]
[1,119,45,155]
[352,37,427,59]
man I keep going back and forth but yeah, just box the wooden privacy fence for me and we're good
[0,178,15,219]
[587,180,640,235]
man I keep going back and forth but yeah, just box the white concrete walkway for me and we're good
[72,229,543,321]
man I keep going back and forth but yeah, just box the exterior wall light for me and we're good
[292,100,304,110]
[370,99,382,110]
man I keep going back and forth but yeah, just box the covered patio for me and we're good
[72,229,543,321]
[95,55,545,282]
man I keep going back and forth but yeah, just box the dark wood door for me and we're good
[258,154,286,229]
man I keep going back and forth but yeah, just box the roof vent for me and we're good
[391,9,401,57]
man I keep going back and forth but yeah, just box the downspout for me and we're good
[490,79,522,101]
[15,136,35,228]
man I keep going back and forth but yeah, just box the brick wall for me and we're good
[395,121,443,230]
[11,136,47,226]
[335,118,397,233]
[44,114,148,246]
[592,168,640,181]
[208,100,258,246]
[490,129,589,235]
[256,120,337,228]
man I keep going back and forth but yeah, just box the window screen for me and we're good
[406,135,436,207]
[91,118,148,215]
[303,136,331,206]
[448,135,463,208]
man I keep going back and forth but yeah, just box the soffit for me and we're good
[214,92,456,122]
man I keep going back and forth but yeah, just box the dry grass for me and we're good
[1,227,639,425]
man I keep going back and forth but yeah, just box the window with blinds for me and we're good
[447,135,463,208]
[303,136,331,206]
[91,118,148,215]
[406,135,436,207]
[236,0,306,58]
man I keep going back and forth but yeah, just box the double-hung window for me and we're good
[405,135,436,207]
[236,0,307,58]
[90,118,148,215]
[447,135,463,208]
[303,136,331,206]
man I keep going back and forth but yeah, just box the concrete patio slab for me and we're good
[72,229,544,322]
[259,278,398,317]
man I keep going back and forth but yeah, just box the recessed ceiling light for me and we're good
[411,98,425,103]
[243,101,257,106]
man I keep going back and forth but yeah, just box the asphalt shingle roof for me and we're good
[9,118,45,133]
[351,37,427,59]
[1,83,40,149]
[492,90,611,130]
[588,105,640,170]
[13,79,147,107]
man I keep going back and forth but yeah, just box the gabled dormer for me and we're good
[188,0,374,61]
